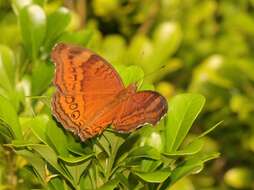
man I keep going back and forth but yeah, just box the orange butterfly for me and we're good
[51,43,168,141]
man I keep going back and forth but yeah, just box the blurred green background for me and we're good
[1,0,254,189]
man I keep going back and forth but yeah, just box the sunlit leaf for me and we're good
[28,115,49,144]
[31,61,54,95]
[100,35,127,65]
[170,152,220,185]
[165,93,205,152]
[12,0,33,14]
[128,35,154,69]
[29,144,74,185]
[127,146,161,160]
[16,149,46,183]
[0,45,15,91]
[48,177,65,190]
[163,138,204,157]
[58,154,93,164]
[0,119,14,140]
[115,65,144,86]
[45,7,71,49]
[46,119,69,157]
[152,22,182,66]
[59,29,94,46]
[133,168,171,183]
[66,160,91,186]
[19,4,46,60]
[97,179,119,190]
[0,95,22,139]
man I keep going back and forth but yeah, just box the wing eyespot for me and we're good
[77,120,84,126]
[65,96,74,104]
[71,110,80,119]
[69,103,78,110]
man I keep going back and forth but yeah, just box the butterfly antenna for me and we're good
[30,105,36,117]
[136,64,167,87]
[25,95,51,99]
[41,98,51,109]
[25,95,51,115]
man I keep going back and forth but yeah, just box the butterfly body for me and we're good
[51,43,168,141]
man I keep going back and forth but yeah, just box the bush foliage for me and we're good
[0,0,253,189]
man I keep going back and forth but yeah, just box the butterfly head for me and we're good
[126,83,138,94]
[51,43,70,65]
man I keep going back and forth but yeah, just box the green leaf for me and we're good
[58,154,94,164]
[12,0,33,14]
[29,144,74,185]
[48,177,65,190]
[0,45,15,91]
[128,35,154,68]
[0,119,15,140]
[128,173,144,190]
[59,29,94,46]
[238,60,254,82]
[19,4,46,60]
[115,65,144,86]
[198,121,223,138]
[15,149,46,183]
[67,141,92,156]
[28,115,49,144]
[133,168,171,183]
[139,83,155,91]
[170,152,220,185]
[11,140,39,147]
[95,131,112,157]
[127,146,161,160]
[79,173,93,190]
[139,128,164,152]
[31,61,54,95]
[140,160,162,173]
[152,22,182,65]
[100,35,127,65]
[162,138,204,156]
[66,161,91,186]
[117,173,129,189]
[46,119,69,157]
[0,95,22,139]
[170,162,203,186]
[97,179,119,190]
[165,93,205,152]
[114,133,140,164]
[45,7,71,48]
[33,0,46,6]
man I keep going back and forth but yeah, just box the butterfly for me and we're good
[51,43,168,141]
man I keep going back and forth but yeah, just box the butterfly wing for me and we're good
[51,43,124,96]
[51,91,85,136]
[52,91,121,140]
[113,91,168,132]
[51,43,125,140]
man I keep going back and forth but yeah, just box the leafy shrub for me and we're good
[0,0,233,189]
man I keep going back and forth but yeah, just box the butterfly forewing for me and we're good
[51,43,125,140]
[51,43,124,95]
[51,91,84,135]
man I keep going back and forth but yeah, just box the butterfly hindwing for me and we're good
[113,91,168,132]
